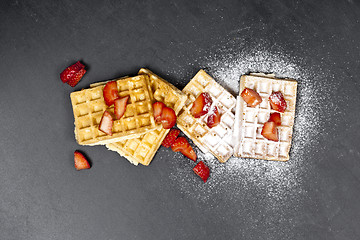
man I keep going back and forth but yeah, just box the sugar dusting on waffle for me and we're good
[168,44,335,209]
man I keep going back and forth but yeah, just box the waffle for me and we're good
[70,75,158,146]
[106,69,188,166]
[177,70,237,163]
[233,73,298,161]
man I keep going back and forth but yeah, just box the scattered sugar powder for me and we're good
[167,42,336,217]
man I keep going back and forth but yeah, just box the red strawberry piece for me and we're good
[181,145,197,162]
[60,61,85,84]
[207,106,221,128]
[74,151,90,170]
[268,112,281,126]
[162,129,180,148]
[67,68,86,87]
[193,161,210,183]
[99,111,113,135]
[161,107,176,129]
[269,91,287,113]
[171,137,189,152]
[171,137,197,161]
[261,121,278,141]
[103,81,119,106]
[240,88,262,107]
[153,102,166,123]
[114,96,129,119]
[190,92,212,118]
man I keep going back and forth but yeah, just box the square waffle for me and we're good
[177,69,237,163]
[233,73,298,161]
[106,69,188,166]
[70,75,158,146]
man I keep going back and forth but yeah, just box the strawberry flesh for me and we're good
[103,81,119,106]
[114,96,129,119]
[193,161,210,183]
[60,61,85,84]
[181,145,197,162]
[261,121,278,141]
[160,107,176,129]
[171,137,189,152]
[153,102,166,123]
[268,112,281,126]
[190,92,212,118]
[240,88,262,107]
[74,151,90,170]
[269,91,287,113]
[162,129,180,148]
[99,111,113,136]
[207,106,221,128]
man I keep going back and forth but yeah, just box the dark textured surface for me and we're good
[1,0,360,239]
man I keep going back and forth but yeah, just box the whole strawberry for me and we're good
[60,61,86,87]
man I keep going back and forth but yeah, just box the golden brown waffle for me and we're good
[177,70,237,163]
[106,69,187,166]
[233,73,298,161]
[70,75,158,146]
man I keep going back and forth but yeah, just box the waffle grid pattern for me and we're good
[70,75,157,146]
[177,70,236,163]
[106,69,187,166]
[234,74,297,161]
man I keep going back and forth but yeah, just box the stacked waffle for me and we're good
[70,69,297,166]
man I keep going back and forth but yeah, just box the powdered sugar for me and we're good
[168,43,335,210]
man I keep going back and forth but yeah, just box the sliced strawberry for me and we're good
[181,145,197,162]
[114,96,129,119]
[103,81,119,106]
[268,112,281,126]
[171,137,189,152]
[261,121,278,141]
[60,61,85,83]
[207,106,221,128]
[67,68,86,87]
[161,107,176,129]
[162,129,180,148]
[240,88,262,107]
[99,111,113,136]
[190,92,212,118]
[193,161,210,183]
[153,102,166,123]
[74,151,90,170]
[269,91,287,113]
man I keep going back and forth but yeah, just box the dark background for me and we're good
[1,0,360,239]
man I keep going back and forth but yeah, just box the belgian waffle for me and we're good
[233,73,298,161]
[106,69,187,166]
[177,70,237,163]
[70,75,158,146]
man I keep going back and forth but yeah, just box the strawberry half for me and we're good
[162,129,180,148]
[193,161,210,183]
[190,92,212,118]
[103,81,119,106]
[207,106,221,128]
[60,61,86,84]
[171,137,189,152]
[74,151,90,170]
[240,88,262,107]
[114,96,129,119]
[161,107,176,129]
[269,91,287,113]
[99,111,113,136]
[261,121,278,141]
[268,112,281,126]
[171,137,197,161]
[153,102,166,123]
